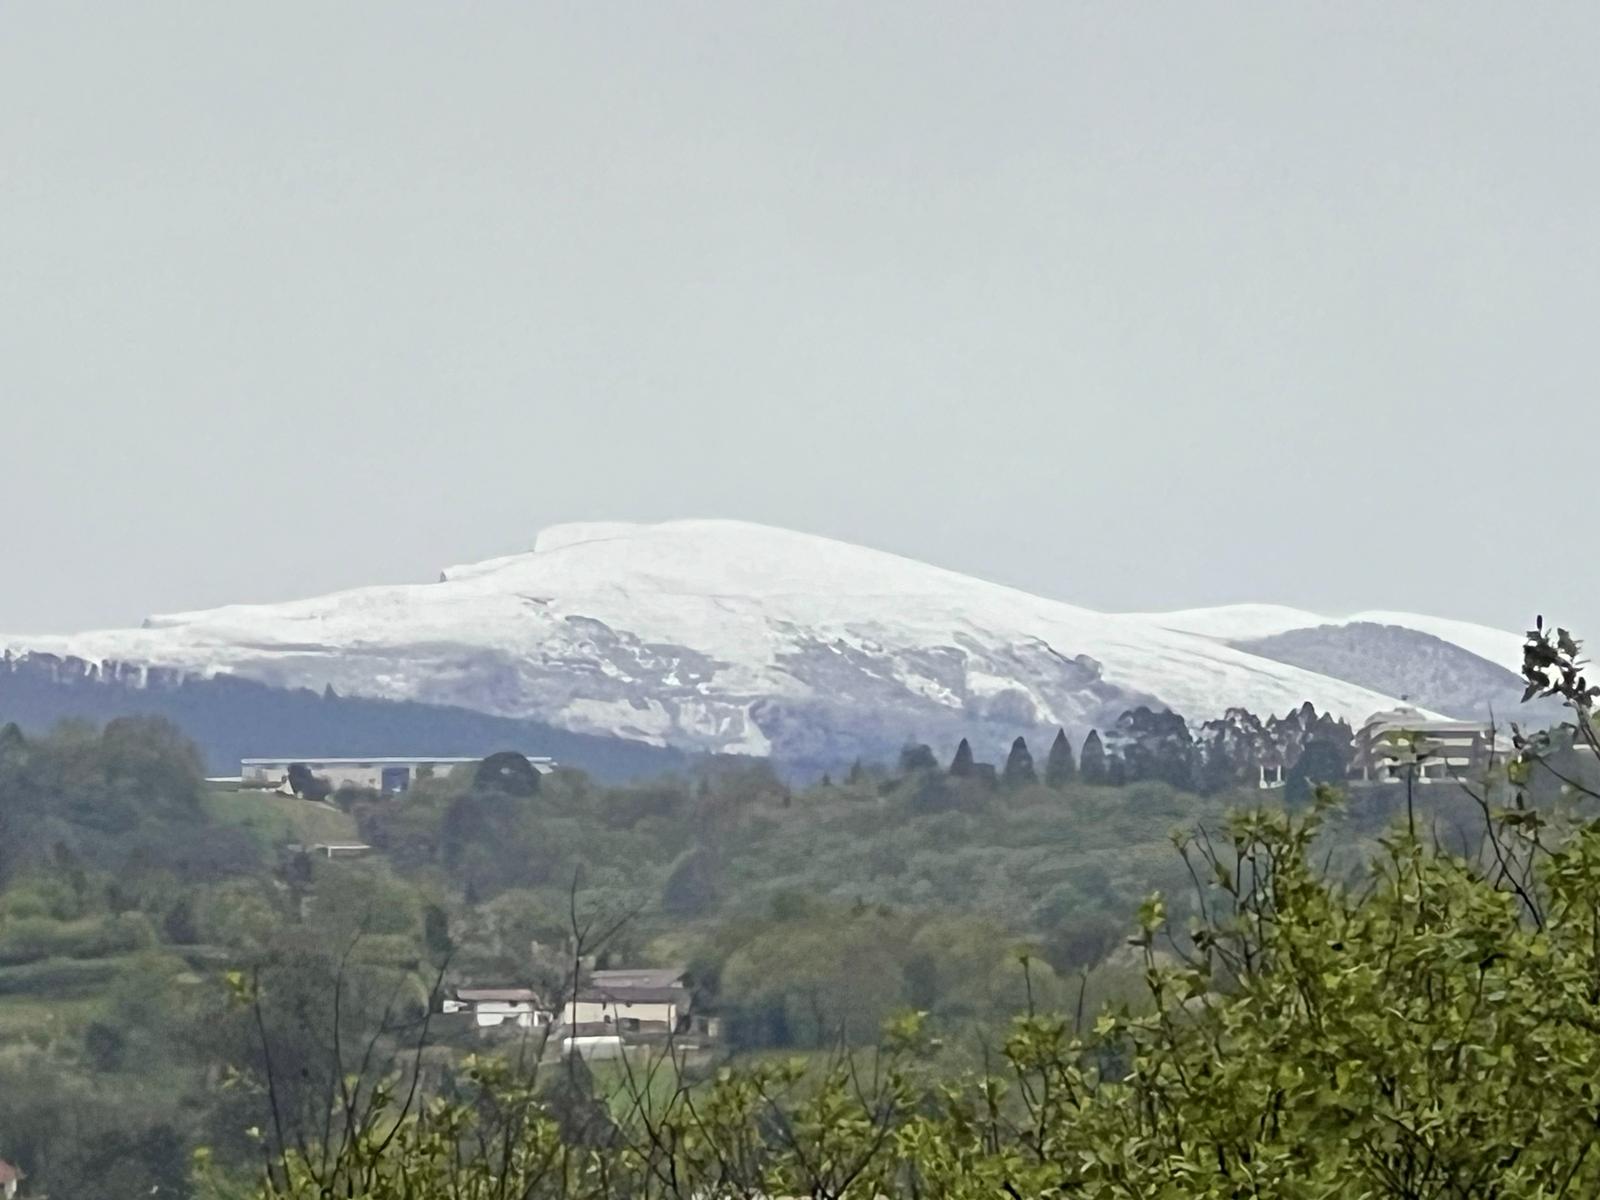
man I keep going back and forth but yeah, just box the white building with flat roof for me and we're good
[1355,707,1511,784]
[241,754,555,795]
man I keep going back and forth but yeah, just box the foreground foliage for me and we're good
[220,775,1600,1197]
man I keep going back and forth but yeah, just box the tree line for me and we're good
[889,698,1356,800]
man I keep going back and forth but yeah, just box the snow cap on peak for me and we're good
[446,519,996,600]
[532,521,655,555]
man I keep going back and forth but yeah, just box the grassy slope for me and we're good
[203,787,358,848]
[0,791,354,1051]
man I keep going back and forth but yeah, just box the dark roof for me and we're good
[579,984,689,1004]
[456,987,541,1003]
[589,967,685,989]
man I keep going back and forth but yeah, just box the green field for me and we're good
[0,993,104,1044]
[202,787,359,848]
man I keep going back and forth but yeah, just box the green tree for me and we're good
[1285,736,1347,805]
[1113,705,1196,790]
[898,742,938,774]
[1079,729,1107,784]
[948,738,975,778]
[719,910,908,1047]
[1001,736,1036,787]
[661,847,720,916]
[474,750,542,796]
[286,762,332,802]
[1043,727,1076,787]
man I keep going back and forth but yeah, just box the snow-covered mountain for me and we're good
[1,520,1534,765]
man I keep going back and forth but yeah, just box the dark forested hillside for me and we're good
[0,653,683,780]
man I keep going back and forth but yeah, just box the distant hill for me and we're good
[0,520,1544,765]
[1231,622,1565,726]
[0,521,1436,767]
[0,652,684,781]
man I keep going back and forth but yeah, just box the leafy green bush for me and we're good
[0,956,126,996]
[0,912,156,966]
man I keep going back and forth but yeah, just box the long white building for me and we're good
[241,754,555,795]
[1354,706,1512,783]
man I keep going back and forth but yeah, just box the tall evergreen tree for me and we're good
[949,737,976,778]
[1003,736,1037,787]
[1198,737,1238,794]
[1044,728,1076,787]
[1080,729,1108,785]
[1107,753,1128,787]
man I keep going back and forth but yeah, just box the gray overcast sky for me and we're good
[3,3,1597,638]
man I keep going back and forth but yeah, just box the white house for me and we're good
[564,967,691,1034]
[0,1158,21,1200]
[442,987,552,1031]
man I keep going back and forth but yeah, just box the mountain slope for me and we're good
[3,520,1512,766]
[1144,604,1527,676]
[0,651,684,780]
[1139,603,1543,722]
[1230,622,1561,724]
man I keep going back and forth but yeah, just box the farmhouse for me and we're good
[564,967,692,1034]
[0,1158,21,1199]
[240,754,555,795]
[442,987,551,1031]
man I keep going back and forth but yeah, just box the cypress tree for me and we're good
[949,738,976,778]
[1080,730,1107,785]
[1044,728,1076,788]
[1002,736,1037,787]
[1107,753,1128,787]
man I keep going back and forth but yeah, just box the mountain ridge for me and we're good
[2,519,1532,764]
